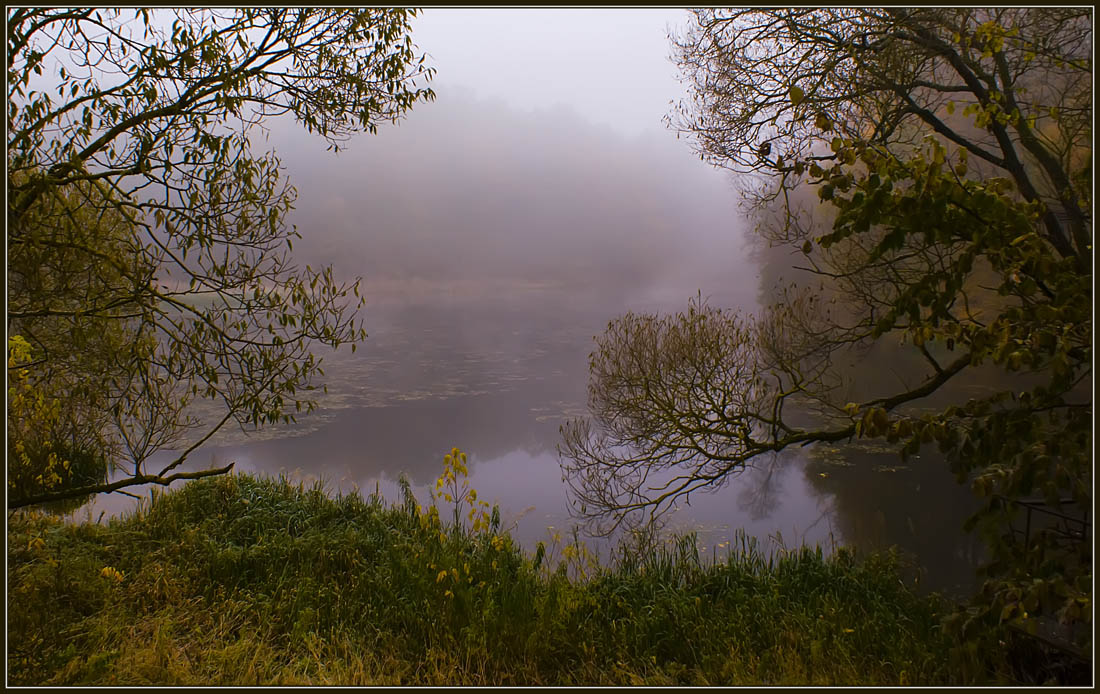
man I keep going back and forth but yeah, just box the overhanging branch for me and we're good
[8,462,235,510]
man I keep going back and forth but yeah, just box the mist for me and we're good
[259,88,756,314]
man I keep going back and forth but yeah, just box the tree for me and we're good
[668,8,1089,264]
[7,8,435,508]
[7,175,145,510]
[8,334,110,513]
[561,8,1090,646]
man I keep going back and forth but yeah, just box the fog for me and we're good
[73,86,989,595]
[258,88,754,313]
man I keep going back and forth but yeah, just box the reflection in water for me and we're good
[204,391,565,487]
[806,441,985,596]
[735,453,790,522]
[76,284,988,597]
[50,89,996,598]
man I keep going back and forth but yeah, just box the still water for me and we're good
[80,277,985,597]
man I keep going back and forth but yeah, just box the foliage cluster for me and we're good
[563,7,1091,650]
[431,446,493,533]
[7,8,435,507]
[7,335,107,509]
[7,174,146,507]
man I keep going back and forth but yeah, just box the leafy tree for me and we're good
[7,8,435,508]
[7,175,145,509]
[562,8,1090,646]
[8,334,110,513]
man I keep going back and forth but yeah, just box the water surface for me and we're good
[73,94,986,596]
[84,281,983,596]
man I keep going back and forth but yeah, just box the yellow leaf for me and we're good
[100,566,124,583]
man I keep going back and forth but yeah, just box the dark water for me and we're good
[80,280,985,597]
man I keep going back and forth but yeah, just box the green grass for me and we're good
[8,472,1031,685]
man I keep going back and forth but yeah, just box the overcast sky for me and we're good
[411,8,694,138]
[261,7,759,314]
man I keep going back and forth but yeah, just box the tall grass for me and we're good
[8,470,1033,685]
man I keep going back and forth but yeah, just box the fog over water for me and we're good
[82,88,984,596]
[263,89,752,306]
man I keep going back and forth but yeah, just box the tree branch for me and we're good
[8,463,235,510]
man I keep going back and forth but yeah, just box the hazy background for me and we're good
[262,87,751,313]
[79,9,984,595]
[249,8,756,309]
[411,8,690,138]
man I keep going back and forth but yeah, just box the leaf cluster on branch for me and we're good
[7,8,435,508]
[562,7,1091,647]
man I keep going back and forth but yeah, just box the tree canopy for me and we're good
[561,7,1090,646]
[7,8,435,508]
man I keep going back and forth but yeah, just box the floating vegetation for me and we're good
[872,465,910,474]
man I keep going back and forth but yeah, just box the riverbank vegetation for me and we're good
[6,8,1089,686]
[564,7,1091,652]
[8,469,1071,686]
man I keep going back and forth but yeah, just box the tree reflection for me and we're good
[805,443,984,595]
[735,451,790,522]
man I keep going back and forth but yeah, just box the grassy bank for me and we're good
[8,472,1028,685]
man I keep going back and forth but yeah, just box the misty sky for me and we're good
[411,9,694,138]
[263,8,759,315]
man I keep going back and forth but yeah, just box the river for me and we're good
[78,277,986,597]
[71,93,988,597]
